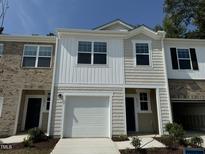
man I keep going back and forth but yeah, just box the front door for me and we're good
[126,97,136,132]
[25,98,42,130]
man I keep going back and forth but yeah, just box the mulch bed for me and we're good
[120,148,183,154]
[0,138,59,151]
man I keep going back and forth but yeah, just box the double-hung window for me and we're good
[0,44,3,56]
[77,41,107,64]
[135,42,150,65]
[177,49,191,69]
[78,41,92,64]
[94,42,107,64]
[170,48,199,70]
[139,92,151,112]
[22,45,52,68]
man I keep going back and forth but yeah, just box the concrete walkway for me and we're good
[51,138,120,154]
[115,135,165,150]
[0,134,27,144]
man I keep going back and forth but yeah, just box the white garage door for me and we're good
[63,96,110,138]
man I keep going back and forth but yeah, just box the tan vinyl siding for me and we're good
[41,112,49,132]
[138,90,158,133]
[50,86,125,136]
[124,33,172,133]
[159,88,171,131]
[124,34,167,86]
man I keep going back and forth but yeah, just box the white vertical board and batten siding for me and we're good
[124,34,172,133]
[55,36,124,85]
[164,39,205,80]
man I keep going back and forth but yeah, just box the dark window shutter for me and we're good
[170,48,178,69]
[190,48,199,70]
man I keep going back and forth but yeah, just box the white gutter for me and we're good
[165,38,205,43]
[47,36,59,136]
[0,35,56,43]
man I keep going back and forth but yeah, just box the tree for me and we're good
[163,16,186,38]
[0,0,9,33]
[194,0,205,38]
[163,0,205,38]
[153,24,163,32]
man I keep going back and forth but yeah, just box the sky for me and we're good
[3,0,165,35]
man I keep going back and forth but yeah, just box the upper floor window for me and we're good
[22,45,52,68]
[133,41,151,66]
[170,48,199,70]
[77,41,107,64]
[0,44,3,56]
[177,49,191,69]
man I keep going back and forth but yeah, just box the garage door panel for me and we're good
[173,102,205,131]
[64,96,110,138]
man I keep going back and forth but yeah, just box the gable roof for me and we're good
[57,20,165,40]
[126,25,164,39]
[93,19,135,31]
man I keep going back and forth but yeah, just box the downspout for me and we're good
[159,31,173,123]
[47,35,59,136]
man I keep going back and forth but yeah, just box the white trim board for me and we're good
[47,37,59,136]
[13,89,22,135]
[0,96,4,117]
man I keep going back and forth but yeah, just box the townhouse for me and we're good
[164,38,205,131]
[1,19,205,138]
[48,20,172,138]
[0,35,55,137]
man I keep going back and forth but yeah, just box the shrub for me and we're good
[190,136,204,147]
[165,122,185,140]
[27,128,48,143]
[112,134,129,142]
[179,138,189,147]
[22,137,33,147]
[122,148,133,154]
[131,136,141,149]
[158,135,178,149]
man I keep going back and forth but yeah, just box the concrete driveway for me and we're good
[51,138,120,154]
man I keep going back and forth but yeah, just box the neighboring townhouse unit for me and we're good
[48,20,172,138]
[0,35,55,137]
[164,38,205,131]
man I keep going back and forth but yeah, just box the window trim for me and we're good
[77,41,108,65]
[176,48,193,70]
[0,44,3,57]
[132,40,152,67]
[137,90,152,113]
[22,44,53,68]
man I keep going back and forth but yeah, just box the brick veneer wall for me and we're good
[0,41,55,137]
